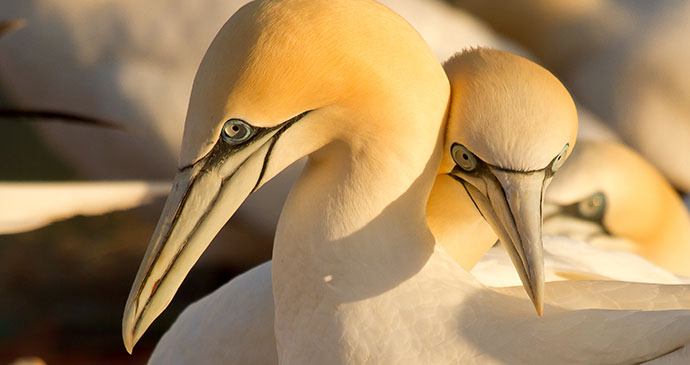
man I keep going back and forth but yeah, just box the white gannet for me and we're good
[121,1,690,362]
[448,0,690,193]
[149,46,690,363]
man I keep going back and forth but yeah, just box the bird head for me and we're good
[440,48,578,315]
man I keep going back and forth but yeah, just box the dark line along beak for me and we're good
[121,123,287,353]
[452,167,546,315]
[0,108,125,130]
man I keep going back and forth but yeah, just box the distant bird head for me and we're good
[544,140,690,275]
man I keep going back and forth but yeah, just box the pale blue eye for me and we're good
[222,119,253,144]
[451,144,477,172]
[551,144,569,173]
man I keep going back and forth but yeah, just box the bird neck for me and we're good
[426,174,498,270]
[273,129,442,296]
[270,102,462,361]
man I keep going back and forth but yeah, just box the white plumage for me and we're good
[120,2,690,362]
[472,236,690,287]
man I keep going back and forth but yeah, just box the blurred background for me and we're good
[0,0,688,363]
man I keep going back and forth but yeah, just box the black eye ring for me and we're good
[451,144,478,172]
[221,119,253,144]
[578,191,606,220]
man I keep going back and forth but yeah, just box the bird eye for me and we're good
[451,144,478,172]
[221,119,253,144]
[577,191,606,220]
[550,143,569,173]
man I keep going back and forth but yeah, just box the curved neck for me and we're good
[271,97,449,361]
[273,125,443,299]
[426,174,498,270]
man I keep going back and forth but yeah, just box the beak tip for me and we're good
[123,335,134,354]
[534,299,544,317]
[525,284,544,316]
[122,328,140,354]
[522,270,544,317]
[122,305,139,354]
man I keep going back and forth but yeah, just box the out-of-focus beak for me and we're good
[0,108,123,129]
[122,128,280,353]
[0,19,26,37]
[453,168,546,315]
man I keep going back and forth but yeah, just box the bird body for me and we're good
[122,1,690,363]
[151,262,277,364]
[154,257,690,364]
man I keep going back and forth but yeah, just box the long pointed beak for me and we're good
[122,132,278,353]
[459,169,546,315]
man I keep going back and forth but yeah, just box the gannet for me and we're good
[150,45,690,363]
[149,45,690,363]
[122,1,690,363]
[427,107,621,272]
[544,140,690,277]
[449,0,690,192]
